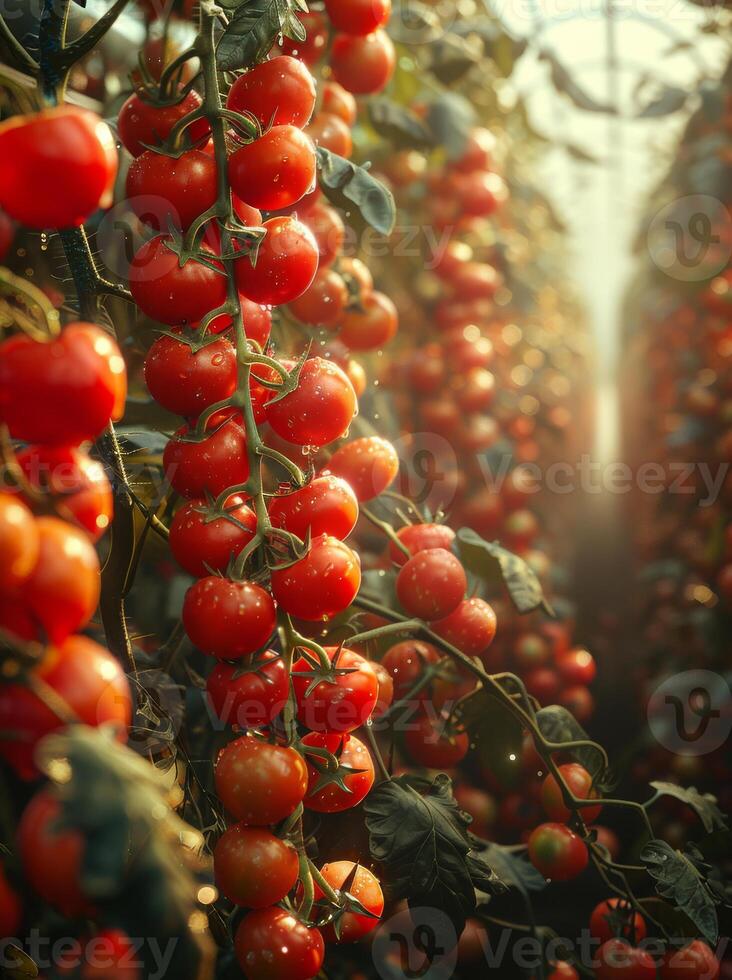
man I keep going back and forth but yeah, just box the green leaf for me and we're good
[368,98,435,149]
[425,93,475,159]
[455,527,554,616]
[430,34,483,85]
[476,842,547,899]
[649,782,728,834]
[640,839,719,945]
[315,147,396,236]
[637,85,689,118]
[539,50,615,113]
[457,688,524,791]
[535,704,607,781]
[216,0,306,71]
[365,773,505,933]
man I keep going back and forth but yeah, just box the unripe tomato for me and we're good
[130,236,227,326]
[291,645,378,732]
[271,534,360,621]
[321,81,357,126]
[324,0,391,34]
[183,577,276,659]
[659,940,719,979]
[389,523,456,565]
[144,332,237,417]
[590,898,647,945]
[163,412,250,498]
[0,494,39,591]
[235,216,319,305]
[215,735,308,824]
[541,763,602,823]
[0,323,126,446]
[405,713,469,768]
[214,824,298,907]
[268,475,358,540]
[338,291,398,351]
[300,202,346,267]
[527,822,588,881]
[326,436,399,502]
[314,862,384,941]
[266,356,356,446]
[169,495,257,576]
[306,111,353,157]
[396,548,467,620]
[289,268,348,326]
[229,126,316,210]
[0,107,116,228]
[301,731,374,811]
[594,939,657,979]
[18,791,87,917]
[431,598,497,658]
[381,640,441,700]
[226,56,317,128]
[234,907,324,980]
[118,90,210,157]
[0,635,131,779]
[330,31,396,94]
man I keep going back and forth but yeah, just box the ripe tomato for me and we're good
[266,356,356,446]
[270,534,360,621]
[594,939,657,979]
[144,332,237,417]
[229,126,316,210]
[324,0,391,33]
[163,412,250,498]
[226,56,316,128]
[346,358,367,397]
[0,635,131,779]
[527,823,588,881]
[314,862,384,941]
[325,436,399,502]
[291,645,377,732]
[339,255,374,294]
[454,783,497,837]
[300,202,345,267]
[130,236,227,326]
[449,261,500,300]
[0,208,14,261]
[289,268,348,325]
[0,865,21,938]
[404,713,469,769]
[452,170,505,217]
[215,735,308,824]
[321,81,357,126]
[214,824,298,907]
[454,367,495,413]
[234,907,324,980]
[16,445,113,541]
[306,112,353,157]
[541,763,602,823]
[546,963,579,980]
[117,90,210,157]
[169,495,256,576]
[79,929,140,980]
[590,898,647,945]
[330,31,396,94]
[268,475,358,540]
[370,660,394,718]
[0,107,116,228]
[556,647,597,686]
[431,597,497,658]
[525,667,560,703]
[235,216,318,305]
[560,685,594,724]
[238,297,273,345]
[279,10,329,64]
[389,523,456,565]
[0,494,39,591]
[183,577,275,659]
[0,323,126,445]
[659,941,719,979]
[450,127,496,173]
[381,640,441,700]
[396,547,467,621]
[338,291,398,351]
[127,148,212,231]
[301,731,374,811]
[206,650,289,729]
[18,791,87,917]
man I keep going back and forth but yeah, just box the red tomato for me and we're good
[330,31,396,94]
[431,597,497,658]
[449,262,500,300]
[339,255,374,294]
[278,11,329,65]
[321,81,357,126]
[0,107,116,228]
[229,126,316,210]
[268,475,358,540]
[450,127,496,173]
[0,635,131,780]
[324,0,391,33]
[525,667,560,704]
[527,823,588,881]
[214,824,298,907]
[595,939,657,980]
[127,148,213,231]
[130,236,227,326]
[215,735,308,824]
[270,534,360,621]
[117,90,210,157]
[183,577,275,659]
[234,907,324,980]
[659,941,719,979]
[453,783,497,837]
[0,208,14,261]
[556,647,597,686]
[291,645,377,732]
[239,297,273,345]
[338,291,398,351]
[0,494,39,591]
[590,898,647,946]
[452,170,505,217]
[389,523,456,565]
[314,861,384,941]
[0,323,126,445]
[306,112,353,157]
[289,268,348,326]
[0,865,21,938]
[325,436,399,502]
[454,367,496,413]
[235,216,318,305]
[381,640,441,700]
[396,548,467,621]
[546,964,579,980]
[226,56,316,128]
[560,685,595,724]
[300,202,345,267]
[206,651,289,729]
[80,929,141,980]
[302,731,374,811]
[266,356,356,446]
[541,763,602,823]
[144,332,237,416]
[16,445,113,541]
[18,791,87,917]
[404,712,469,768]
[370,660,394,718]
[169,495,256,576]
[163,412,250,498]
[346,358,367,397]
